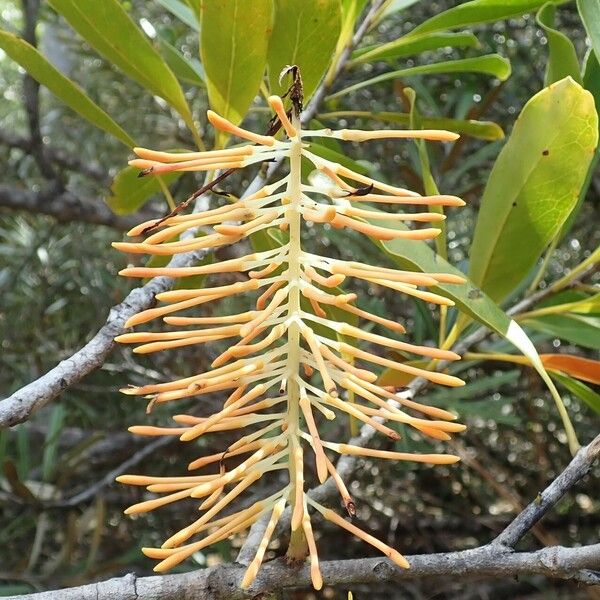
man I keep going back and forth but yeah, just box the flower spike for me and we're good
[114,91,466,587]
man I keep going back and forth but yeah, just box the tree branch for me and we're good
[5,434,599,599]
[5,544,599,600]
[0,184,159,230]
[0,247,210,427]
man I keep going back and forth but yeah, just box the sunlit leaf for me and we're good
[268,0,342,101]
[201,0,272,127]
[0,30,134,147]
[469,77,598,303]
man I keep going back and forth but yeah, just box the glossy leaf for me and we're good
[329,55,511,99]
[156,0,200,31]
[268,0,342,101]
[577,0,600,62]
[0,31,134,147]
[107,167,181,215]
[536,4,581,85]
[469,78,598,303]
[200,0,272,127]
[369,209,576,449]
[318,110,504,140]
[541,354,600,385]
[352,32,479,65]
[47,0,199,143]
[410,0,558,36]
[524,314,600,351]
[551,372,600,415]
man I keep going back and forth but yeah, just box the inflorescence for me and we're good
[114,94,467,589]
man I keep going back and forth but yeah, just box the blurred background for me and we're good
[0,0,598,598]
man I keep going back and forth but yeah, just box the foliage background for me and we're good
[0,0,598,598]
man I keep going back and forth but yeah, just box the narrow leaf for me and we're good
[159,38,205,87]
[577,0,600,63]
[541,354,600,385]
[524,314,600,351]
[329,55,511,100]
[411,0,559,36]
[552,372,600,415]
[536,3,581,85]
[47,0,199,142]
[352,32,479,65]
[0,30,134,147]
[268,0,342,101]
[156,0,200,31]
[469,77,598,303]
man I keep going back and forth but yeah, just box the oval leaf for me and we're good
[0,30,134,147]
[469,77,599,303]
[268,0,342,101]
[329,55,511,100]
[201,0,273,126]
[47,0,199,141]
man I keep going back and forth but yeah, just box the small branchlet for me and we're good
[114,90,466,589]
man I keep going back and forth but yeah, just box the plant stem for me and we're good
[286,111,308,559]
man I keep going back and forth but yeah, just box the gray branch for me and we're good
[5,544,599,600]
[0,184,159,231]
[6,434,600,599]
[0,248,210,427]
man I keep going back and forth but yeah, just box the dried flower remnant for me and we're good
[114,89,467,589]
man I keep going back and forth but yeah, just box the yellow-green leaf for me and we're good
[200,0,273,126]
[469,77,598,303]
[267,0,342,101]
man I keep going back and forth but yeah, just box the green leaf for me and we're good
[200,0,273,127]
[536,4,581,85]
[329,55,511,100]
[557,50,600,238]
[318,110,504,140]
[158,38,205,87]
[410,0,558,36]
[268,0,342,101]
[47,0,199,144]
[367,208,578,451]
[524,314,600,350]
[469,78,599,303]
[577,0,600,63]
[305,142,370,175]
[156,0,200,31]
[552,372,600,415]
[0,30,134,147]
[107,166,181,215]
[351,31,479,65]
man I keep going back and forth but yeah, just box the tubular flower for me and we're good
[114,94,467,589]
